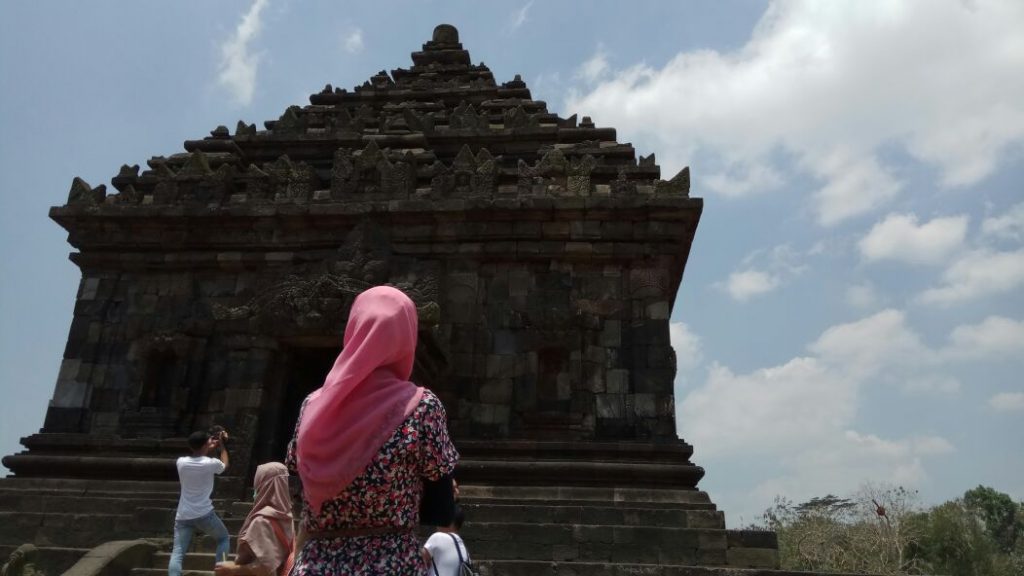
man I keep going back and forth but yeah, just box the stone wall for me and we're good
[44,188,698,457]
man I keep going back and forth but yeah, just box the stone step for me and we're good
[153,552,219,571]
[459,485,714,506]
[0,512,135,548]
[148,535,774,573]
[462,522,728,565]
[146,554,786,576]
[132,569,212,576]
[474,560,850,576]
[462,498,717,511]
[0,508,239,548]
[0,477,182,493]
[132,508,245,532]
[0,493,229,515]
[192,534,239,554]
[0,487,184,502]
[460,503,725,528]
[224,498,720,523]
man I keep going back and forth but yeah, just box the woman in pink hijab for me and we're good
[285,286,459,575]
[214,462,294,576]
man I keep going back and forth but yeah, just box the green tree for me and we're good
[909,500,997,576]
[760,485,923,575]
[963,485,1022,554]
[760,484,1023,575]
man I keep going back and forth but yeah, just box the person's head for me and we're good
[239,462,293,560]
[188,430,211,455]
[450,504,465,532]
[342,286,418,381]
[252,461,290,505]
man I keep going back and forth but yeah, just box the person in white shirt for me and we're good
[422,505,471,576]
[168,429,231,576]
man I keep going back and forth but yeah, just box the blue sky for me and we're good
[1,1,1021,523]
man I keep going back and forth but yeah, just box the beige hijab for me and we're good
[237,462,294,567]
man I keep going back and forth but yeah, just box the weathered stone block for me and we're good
[52,379,89,409]
[584,364,605,393]
[224,388,262,410]
[570,220,601,240]
[541,221,569,238]
[595,394,625,419]
[584,345,606,364]
[79,277,100,301]
[478,379,513,404]
[600,320,621,347]
[512,221,541,236]
[726,547,780,569]
[633,393,658,418]
[606,369,629,394]
[646,300,670,319]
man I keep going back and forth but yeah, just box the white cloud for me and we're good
[705,161,784,198]
[682,309,935,458]
[778,431,952,489]
[903,374,961,395]
[680,357,856,456]
[812,151,902,226]
[846,281,881,309]
[719,243,812,301]
[669,322,703,375]
[577,48,609,84]
[918,248,1024,305]
[343,28,364,55]
[989,392,1024,412]
[722,269,780,301]
[946,316,1024,359]
[809,309,934,378]
[859,213,968,265]
[748,431,953,514]
[678,309,966,519]
[509,1,534,32]
[217,0,269,107]
[567,1,1024,225]
[982,202,1024,242]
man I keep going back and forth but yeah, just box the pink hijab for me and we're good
[238,462,293,564]
[296,286,425,513]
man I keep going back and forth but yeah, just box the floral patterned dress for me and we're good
[285,389,458,576]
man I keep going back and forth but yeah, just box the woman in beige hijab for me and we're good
[214,462,294,576]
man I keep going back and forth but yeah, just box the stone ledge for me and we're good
[457,458,704,489]
[474,560,875,576]
[62,539,158,576]
[50,195,702,220]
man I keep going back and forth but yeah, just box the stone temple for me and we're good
[1,24,784,576]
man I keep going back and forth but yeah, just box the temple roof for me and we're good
[60,23,691,211]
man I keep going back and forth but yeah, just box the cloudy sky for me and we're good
[1,1,1021,523]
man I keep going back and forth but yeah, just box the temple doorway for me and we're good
[268,346,339,462]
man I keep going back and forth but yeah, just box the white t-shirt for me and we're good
[424,531,469,576]
[175,456,226,520]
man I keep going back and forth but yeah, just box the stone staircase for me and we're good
[80,484,773,576]
[0,475,778,576]
[0,476,241,576]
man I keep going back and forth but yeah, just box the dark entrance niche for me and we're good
[268,346,339,463]
[251,328,452,473]
[139,349,177,408]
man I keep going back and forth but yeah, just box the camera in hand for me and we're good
[208,425,229,445]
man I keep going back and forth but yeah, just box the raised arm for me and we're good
[212,430,230,471]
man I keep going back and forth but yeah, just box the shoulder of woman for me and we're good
[242,515,272,536]
[419,389,448,414]
[420,387,441,404]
